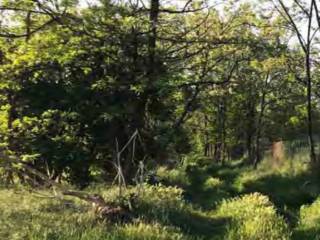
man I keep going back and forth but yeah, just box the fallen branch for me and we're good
[0,151,133,223]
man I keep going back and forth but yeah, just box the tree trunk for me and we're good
[246,98,256,165]
[204,115,210,157]
[306,50,317,163]
[148,0,159,78]
[6,90,18,184]
[254,74,269,168]
[221,97,227,164]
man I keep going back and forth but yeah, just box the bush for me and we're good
[157,166,188,187]
[203,177,223,191]
[216,193,290,240]
[294,198,320,239]
[132,184,186,224]
[139,184,184,206]
[115,222,191,240]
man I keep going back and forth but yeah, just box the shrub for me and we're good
[300,199,320,228]
[294,198,320,239]
[157,166,188,187]
[203,177,223,191]
[216,193,290,240]
[139,184,184,206]
[115,222,191,240]
[132,184,186,223]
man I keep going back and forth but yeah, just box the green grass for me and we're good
[2,153,320,239]
[216,193,290,240]
[0,186,200,240]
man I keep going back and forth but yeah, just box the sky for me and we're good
[78,0,230,9]
[77,0,310,45]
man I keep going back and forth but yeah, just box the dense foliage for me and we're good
[1,0,320,186]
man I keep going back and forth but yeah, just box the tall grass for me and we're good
[0,187,199,240]
[3,148,320,239]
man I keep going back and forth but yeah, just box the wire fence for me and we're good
[261,135,320,162]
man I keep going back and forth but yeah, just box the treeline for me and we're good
[0,0,320,187]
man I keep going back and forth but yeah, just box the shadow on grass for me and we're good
[152,162,244,209]
[241,171,320,225]
[167,208,228,239]
[292,227,320,240]
[180,161,320,229]
[242,172,320,207]
[135,203,229,239]
[182,163,246,209]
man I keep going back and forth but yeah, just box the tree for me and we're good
[274,0,320,163]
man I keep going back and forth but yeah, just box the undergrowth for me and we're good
[2,153,320,239]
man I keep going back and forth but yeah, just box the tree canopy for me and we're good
[0,0,320,187]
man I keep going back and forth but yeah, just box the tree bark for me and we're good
[148,0,159,80]
[6,90,18,184]
[246,92,256,165]
[306,50,317,163]
[254,73,269,168]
